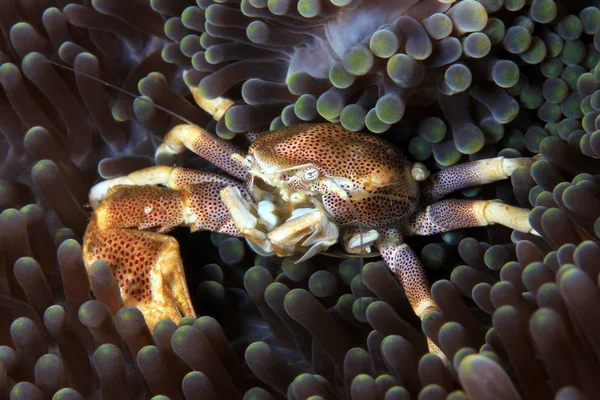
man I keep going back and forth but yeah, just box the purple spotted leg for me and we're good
[403,199,536,236]
[416,156,537,235]
[374,228,444,357]
[422,157,533,203]
[373,157,535,358]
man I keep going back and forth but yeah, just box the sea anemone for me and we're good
[170,0,499,137]
[1,0,600,399]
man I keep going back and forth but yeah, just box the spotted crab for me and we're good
[83,94,536,356]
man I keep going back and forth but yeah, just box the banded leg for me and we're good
[155,124,248,181]
[423,157,533,203]
[84,172,244,328]
[375,229,444,358]
[402,199,536,236]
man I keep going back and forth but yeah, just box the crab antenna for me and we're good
[42,56,245,176]
[42,58,207,129]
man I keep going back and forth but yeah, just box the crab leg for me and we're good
[188,88,234,121]
[375,228,444,357]
[155,124,248,181]
[83,173,245,328]
[89,166,242,208]
[187,88,269,143]
[402,199,536,236]
[422,157,533,203]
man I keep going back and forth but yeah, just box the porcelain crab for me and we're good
[83,95,536,356]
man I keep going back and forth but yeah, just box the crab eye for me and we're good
[304,168,319,181]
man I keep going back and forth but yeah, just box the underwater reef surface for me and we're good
[1,0,600,399]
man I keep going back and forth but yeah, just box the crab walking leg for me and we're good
[83,179,244,328]
[155,124,248,181]
[375,228,444,357]
[89,166,243,208]
[422,157,533,203]
[188,87,234,121]
[402,199,536,236]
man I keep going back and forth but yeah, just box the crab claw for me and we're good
[84,215,195,329]
[83,185,196,329]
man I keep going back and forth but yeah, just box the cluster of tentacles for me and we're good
[1,0,600,399]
